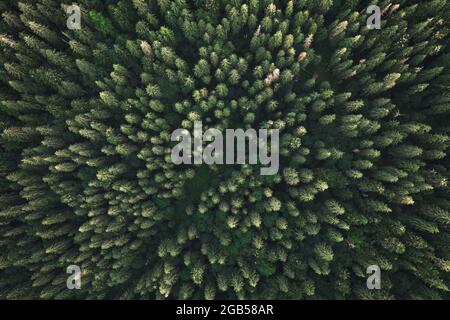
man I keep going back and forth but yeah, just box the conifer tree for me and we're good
[0,0,449,300]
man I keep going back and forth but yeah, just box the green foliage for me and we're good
[89,10,115,35]
[0,0,449,300]
[256,261,277,277]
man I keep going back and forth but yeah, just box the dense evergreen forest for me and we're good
[0,0,450,299]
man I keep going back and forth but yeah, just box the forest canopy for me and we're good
[0,0,450,299]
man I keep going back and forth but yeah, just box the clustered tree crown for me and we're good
[0,0,450,299]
